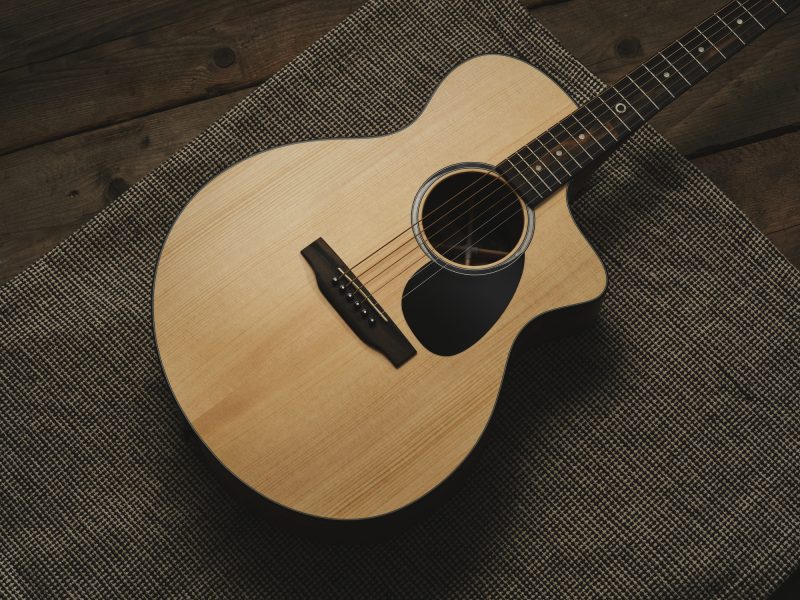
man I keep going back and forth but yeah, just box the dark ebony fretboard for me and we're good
[497,0,797,205]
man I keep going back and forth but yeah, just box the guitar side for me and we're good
[153,54,607,523]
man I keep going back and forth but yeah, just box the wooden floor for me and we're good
[0,0,797,593]
[0,0,798,284]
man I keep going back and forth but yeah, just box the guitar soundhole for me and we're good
[418,169,528,271]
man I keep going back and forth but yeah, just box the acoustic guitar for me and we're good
[153,0,796,526]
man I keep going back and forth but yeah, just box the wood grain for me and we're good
[0,0,363,155]
[0,0,272,72]
[0,0,556,74]
[1,0,797,284]
[154,55,606,519]
[693,130,800,265]
[534,0,800,155]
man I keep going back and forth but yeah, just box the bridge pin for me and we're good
[361,308,369,317]
[368,317,376,327]
[346,292,354,301]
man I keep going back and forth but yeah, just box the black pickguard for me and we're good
[401,258,524,356]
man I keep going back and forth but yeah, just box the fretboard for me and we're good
[497,0,797,205]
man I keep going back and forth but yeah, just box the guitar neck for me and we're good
[498,0,797,205]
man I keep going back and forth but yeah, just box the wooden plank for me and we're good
[692,130,800,266]
[0,90,250,282]
[2,0,798,158]
[0,0,257,72]
[533,0,800,155]
[0,0,565,75]
[0,0,558,74]
[0,0,363,154]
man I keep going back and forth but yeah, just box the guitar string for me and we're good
[344,0,761,287]
[352,0,766,295]
[345,0,773,283]
[343,0,770,290]
[358,0,777,300]
[392,0,778,301]
[367,0,769,279]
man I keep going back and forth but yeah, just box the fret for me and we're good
[663,41,706,83]
[502,155,544,200]
[685,27,727,72]
[771,0,787,14]
[604,87,647,125]
[508,154,541,193]
[583,105,619,141]
[533,138,573,178]
[716,2,776,49]
[523,154,556,191]
[658,50,693,86]
[595,97,631,134]
[627,72,664,106]
[721,0,774,41]
[678,39,709,73]
[544,129,584,170]
[737,0,766,28]
[633,67,673,110]
[526,158,555,190]
[647,54,691,97]
[715,12,746,44]
[640,63,675,99]
[695,25,727,58]
[558,127,588,165]
[609,86,647,121]
[522,143,562,183]
[510,151,554,194]
[497,0,795,208]
[569,113,607,152]
[558,122,595,161]
[577,106,620,148]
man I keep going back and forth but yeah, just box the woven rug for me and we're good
[1,0,798,597]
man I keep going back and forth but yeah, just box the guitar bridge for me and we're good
[301,238,416,368]
[333,266,389,324]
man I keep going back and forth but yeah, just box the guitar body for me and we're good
[153,55,606,524]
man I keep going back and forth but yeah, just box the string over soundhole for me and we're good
[412,164,533,274]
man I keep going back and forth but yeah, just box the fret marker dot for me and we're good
[578,133,586,140]
[615,102,627,114]
[535,165,542,172]
[698,46,705,53]
[556,150,563,157]
[736,18,743,25]
[663,71,670,78]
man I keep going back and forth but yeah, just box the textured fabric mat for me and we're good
[1,0,798,597]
